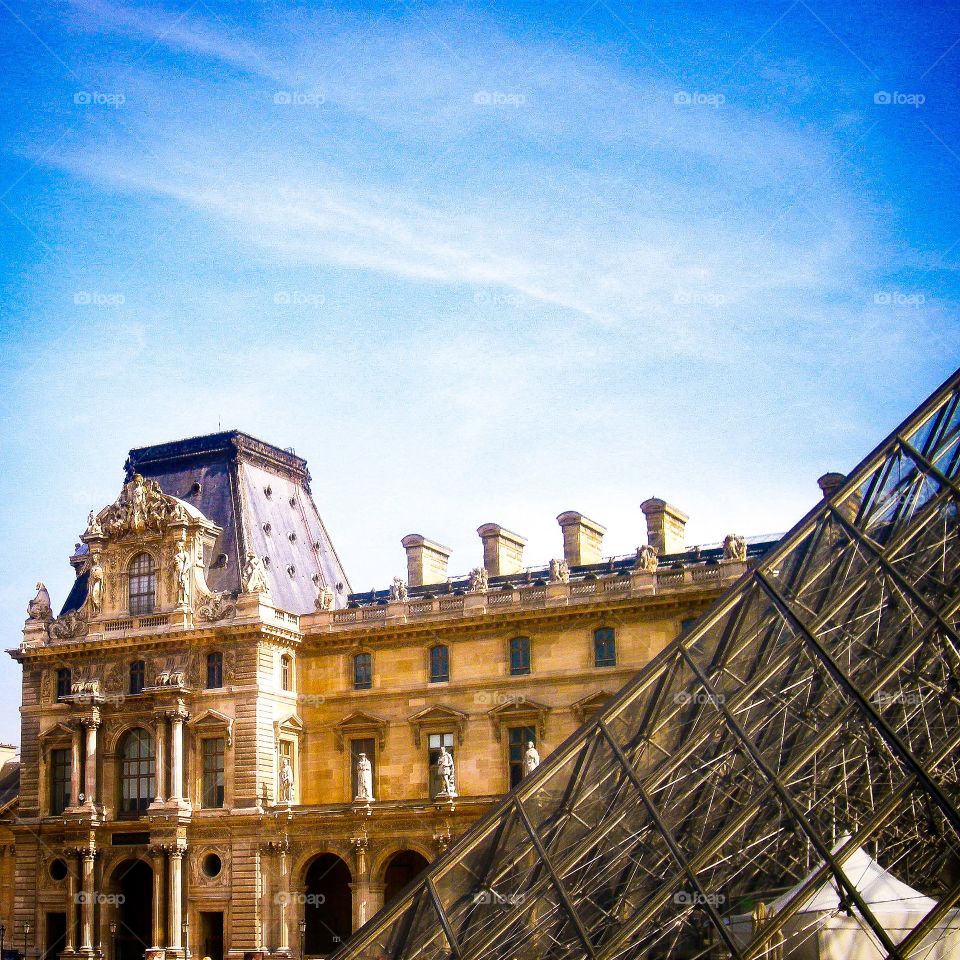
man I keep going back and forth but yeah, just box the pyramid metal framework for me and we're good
[332,370,960,960]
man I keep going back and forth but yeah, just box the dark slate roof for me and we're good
[126,430,352,612]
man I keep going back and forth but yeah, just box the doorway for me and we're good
[110,858,153,960]
[43,913,66,960]
[199,912,224,960]
[303,854,352,955]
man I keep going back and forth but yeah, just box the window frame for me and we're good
[118,727,155,818]
[56,668,72,701]
[349,736,376,800]
[50,746,72,815]
[280,654,292,692]
[507,725,536,790]
[509,636,531,676]
[593,626,617,667]
[353,652,372,690]
[128,552,156,616]
[129,660,145,695]
[427,731,455,798]
[428,644,450,684]
[201,736,226,809]
[207,651,224,689]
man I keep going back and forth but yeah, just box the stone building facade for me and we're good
[6,432,776,960]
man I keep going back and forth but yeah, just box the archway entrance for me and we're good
[383,850,430,907]
[303,854,352,956]
[110,859,153,960]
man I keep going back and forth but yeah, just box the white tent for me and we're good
[727,837,960,960]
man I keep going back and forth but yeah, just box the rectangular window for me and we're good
[508,726,536,790]
[281,656,292,691]
[129,660,145,695]
[201,737,225,809]
[509,637,531,675]
[350,738,375,799]
[428,732,454,798]
[353,652,372,690]
[56,668,72,701]
[207,652,223,689]
[50,747,71,814]
[594,627,616,667]
[429,645,449,683]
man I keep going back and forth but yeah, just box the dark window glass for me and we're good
[594,627,616,667]
[119,728,155,816]
[429,645,449,683]
[207,652,223,689]
[508,726,536,789]
[509,636,531,675]
[428,732,454,798]
[350,738,375,798]
[681,617,697,634]
[56,668,72,701]
[202,737,225,809]
[281,655,292,691]
[129,660,145,695]
[128,553,156,616]
[353,653,372,690]
[51,747,71,814]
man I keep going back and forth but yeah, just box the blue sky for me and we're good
[0,0,958,745]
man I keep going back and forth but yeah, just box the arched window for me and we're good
[429,644,449,683]
[594,627,616,667]
[119,728,155,816]
[280,654,292,692]
[509,636,531,675]
[128,553,156,615]
[129,660,145,695]
[353,652,372,690]
[56,667,72,701]
[207,652,223,689]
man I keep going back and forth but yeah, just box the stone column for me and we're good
[152,714,167,803]
[149,845,166,950]
[80,850,96,952]
[65,850,78,953]
[277,841,290,953]
[168,709,188,804]
[350,837,370,932]
[70,725,82,809]
[81,718,99,806]
[167,846,184,954]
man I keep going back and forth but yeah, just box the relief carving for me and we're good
[92,473,188,540]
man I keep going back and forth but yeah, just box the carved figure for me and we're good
[88,554,104,616]
[85,511,103,537]
[279,756,294,802]
[723,533,748,562]
[635,544,658,573]
[467,567,489,593]
[315,589,334,611]
[549,558,570,583]
[98,474,188,539]
[47,609,88,641]
[70,675,99,696]
[436,746,457,798]
[389,577,408,602]
[196,592,237,622]
[174,538,191,606]
[27,583,53,622]
[523,741,541,775]
[355,752,374,802]
[241,552,270,595]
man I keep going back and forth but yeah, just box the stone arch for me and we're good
[379,848,431,908]
[105,856,153,960]
[371,841,434,885]
[300,852,353,956]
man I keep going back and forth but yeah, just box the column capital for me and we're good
[79,716,101,730]
[165,707,190,723]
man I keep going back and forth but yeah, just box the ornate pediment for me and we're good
[333,711,387,751]
[274,713,303,741]
[487,697,551,742]
[188,709,234,746]
[407,705,469,747]
[571,690,613,724]
[88,473,190,541]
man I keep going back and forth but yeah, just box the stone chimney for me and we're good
[477,524,526,577]
[401,534,452,587]
[556,511,606,566]
[817,472,846,500]
[640,498,689,556]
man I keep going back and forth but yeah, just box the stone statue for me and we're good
[523,741,540,775]
[174,537,191,606]
[85,510,102,537]
[723,533,748,562]
[241,552,270,595]
[635,544,658,573]
[279,756,294,802]
[99,473,188,539]
[88,554,104,616]
[27,583,53,622]
[355,752,374,802]
[467,567,489,593]
[436,746,457,798]
[389,577,408,602]
[315,588,334,611]
[548,558,570,583]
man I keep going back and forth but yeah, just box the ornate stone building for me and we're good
[7,431,777,960]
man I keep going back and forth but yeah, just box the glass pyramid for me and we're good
[332,369,960,960]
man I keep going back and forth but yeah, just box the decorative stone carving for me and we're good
[315,588,334,611]
[88,554,104,616]
[279,756,294,803]
[723,533,748,562]
[389,577,408,602]
[548,558,570,583]
[48,609,88,641]
[355,752,374,802]
[85,510,102,538]
[435,746,457,799]
[241,551,270,595]
[523,741,541,776]
[70,674,99,696]
[174,537,191,606]
[196,592,237,622]
[96,473,188,540]
[27,583,53,622]
[634,544,658,573]
[155,659,187,688]
[467,567,489,593]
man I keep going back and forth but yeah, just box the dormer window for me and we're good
[128,553,156,616]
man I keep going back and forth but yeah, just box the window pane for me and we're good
[51,748,71,814]
[120,729,155,815]
[281,656,291,691]
[202,738,225,808]
[56,669,72,700]
[354,653,372,690]
[510,637,531,675]
[429,645,449,682]
[508,726,536,789]
[129,660,145,695]
[207,652,223,688]
[594,627,616,667]
[128,553,156,616]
